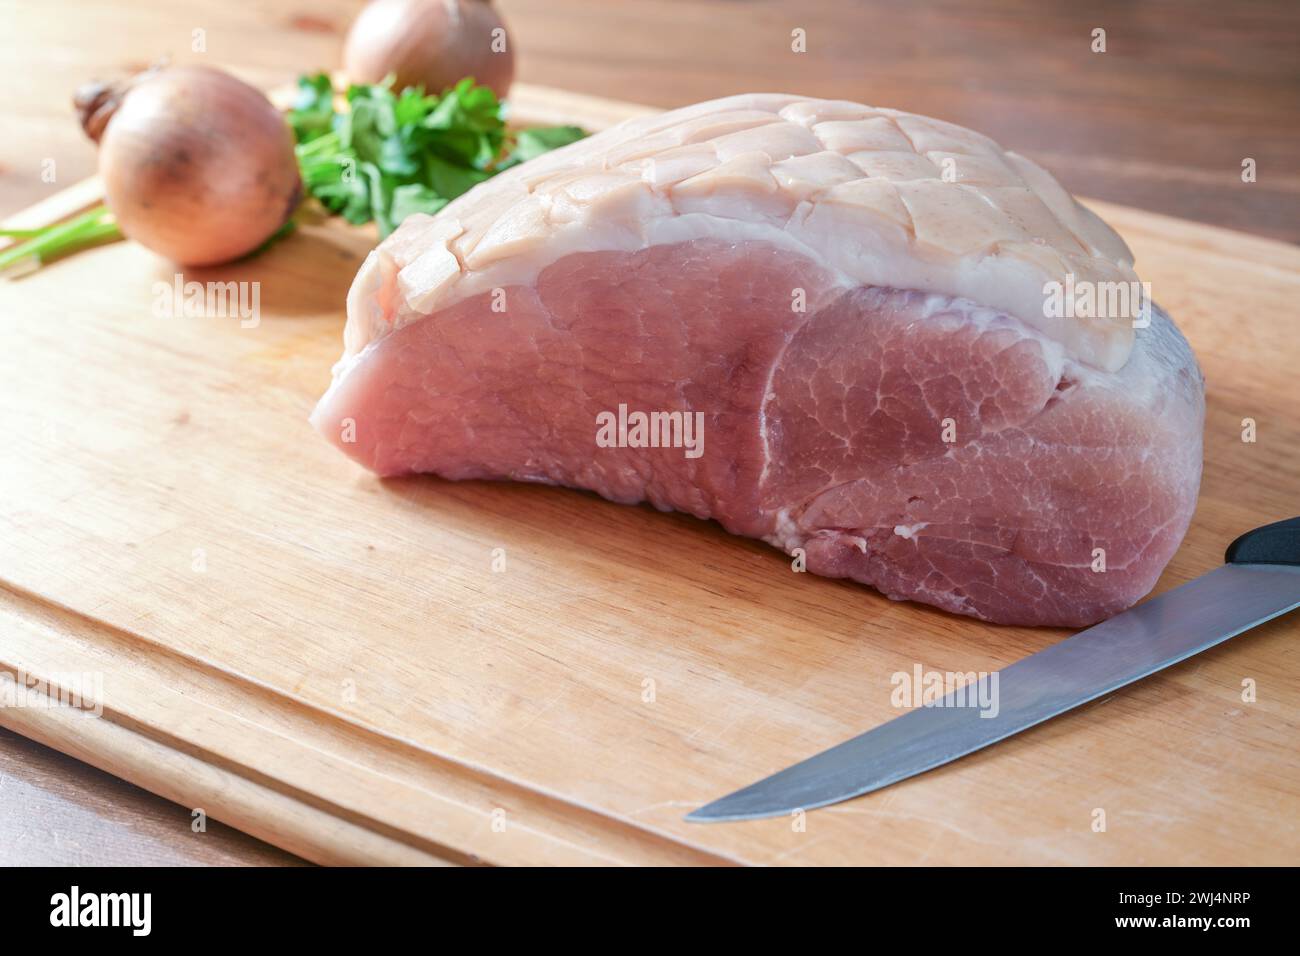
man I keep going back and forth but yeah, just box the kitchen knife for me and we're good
[686,516,1300,823]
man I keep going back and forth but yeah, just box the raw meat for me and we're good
[312,95,1205,627]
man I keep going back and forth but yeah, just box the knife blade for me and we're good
[686,516,1300,823]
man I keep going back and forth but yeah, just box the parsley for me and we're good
[288,74,585,237]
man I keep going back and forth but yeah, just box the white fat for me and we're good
[339,94,1146,374]
[763,508,803,553]
[371,211,1130,372]
[893,522,929,540]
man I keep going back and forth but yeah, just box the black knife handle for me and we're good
[1225,516,1300,566]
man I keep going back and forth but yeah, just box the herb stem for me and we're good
[0,204,122,272]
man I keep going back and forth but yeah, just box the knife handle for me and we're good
[1225,516,1300,566]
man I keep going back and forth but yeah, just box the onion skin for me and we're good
[344,0,515,99]
[93,66,301,267]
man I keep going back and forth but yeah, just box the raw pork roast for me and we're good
[312,95,1204,627]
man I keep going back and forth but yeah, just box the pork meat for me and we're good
[312,95,1205,627]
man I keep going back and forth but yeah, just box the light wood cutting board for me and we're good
[1,85,1296,866]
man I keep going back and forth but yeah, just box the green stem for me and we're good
[295,131,342,161]
[0,204,123,271]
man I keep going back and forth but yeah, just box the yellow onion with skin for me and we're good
[344,0,515,98]
[76,66,301,267]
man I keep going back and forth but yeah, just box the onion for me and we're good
[344,0,515,99]
[75,66,301,267]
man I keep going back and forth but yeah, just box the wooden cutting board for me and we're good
[1,85,1296,866]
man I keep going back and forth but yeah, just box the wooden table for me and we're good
[2,0,1296,866]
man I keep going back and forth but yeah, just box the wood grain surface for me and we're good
[0,727,303,866]
[2,86,1298,864]
[1,0,1297,866]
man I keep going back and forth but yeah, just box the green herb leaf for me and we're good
[390,184,449,224]
[288,73,336,144]
[501,125,586,170]
[287,74,587,237]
